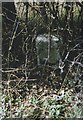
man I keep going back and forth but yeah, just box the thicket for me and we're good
[2,2,83,119]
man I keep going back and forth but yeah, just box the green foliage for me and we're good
[2,88,83,119]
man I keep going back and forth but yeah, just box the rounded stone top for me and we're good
[36,34,60,43]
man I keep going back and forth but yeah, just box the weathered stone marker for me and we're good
[36,34,60,65]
